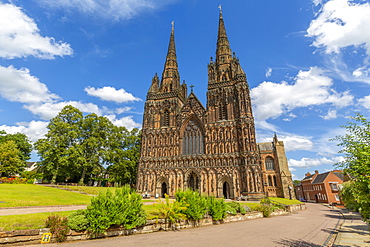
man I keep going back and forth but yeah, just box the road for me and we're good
[29,203,340,247]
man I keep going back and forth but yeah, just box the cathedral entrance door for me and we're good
[188,172,199,191]
[161,182,167,198]
[223,181,230,199]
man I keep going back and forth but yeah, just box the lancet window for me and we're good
[182,119,204,155]
[219,102,227,120]
[265,157,275,170]
[162,110,170,127]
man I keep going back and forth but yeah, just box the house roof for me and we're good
[302,174,315,181]
[312,172,330,184]
[26,162,37,168]
[333,171,344,181]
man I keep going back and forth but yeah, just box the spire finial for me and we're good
[218,4,222,13]
[190,84,194,92]
[171,21,174,31]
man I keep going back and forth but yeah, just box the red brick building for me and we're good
[295,170,344,204]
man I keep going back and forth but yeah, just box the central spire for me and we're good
[160,21,180,93]
[216,8,232,65]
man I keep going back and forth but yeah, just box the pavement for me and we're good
[331,206,370,247]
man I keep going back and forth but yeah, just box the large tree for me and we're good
[34,105,83,184]
[0,140,25,177]
[106,127,141,185]
[34,105,141,185]
[0,130,32,162]
[333,113,370,222]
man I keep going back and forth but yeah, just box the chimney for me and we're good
[315,170,319,175]
[305,172,311,177]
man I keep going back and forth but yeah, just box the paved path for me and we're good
[27,203,341,247]
[333,207,370,246]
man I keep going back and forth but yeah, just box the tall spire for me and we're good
[216,7,232,65]
[160,21,180,93]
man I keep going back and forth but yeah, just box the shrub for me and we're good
[226,201,246,215]
[67,210,89,232]
[45,214,69,242]
[175,189,207,221]
[85,185,147,235]
[155,194,187,230]
[257,197,283,217]
[207,196,227,220]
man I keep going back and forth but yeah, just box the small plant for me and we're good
[225,201,246,215]
[67,210,89,232]
[207,196,227,220]
[258,197,284,217]
[45,214,69,242]
[175,190,208,221]
[156,194,187,230]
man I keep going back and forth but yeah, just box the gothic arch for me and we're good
[218,175,234,199]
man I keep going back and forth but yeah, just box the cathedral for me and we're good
[136,10,295,200]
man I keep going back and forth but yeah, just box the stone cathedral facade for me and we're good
[136,11,295,200]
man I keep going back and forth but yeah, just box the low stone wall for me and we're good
[0,204,305,245]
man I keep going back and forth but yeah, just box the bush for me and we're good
[226,201,246,215]
[85,185,147,235]
[207,196,227,220]
[45,214,69,242]
[257,197,284,217]
[155,194,187,230]
[67,210,89,232]
[175,190,208,221]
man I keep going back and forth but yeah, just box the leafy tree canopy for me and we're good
[333,113,370,222]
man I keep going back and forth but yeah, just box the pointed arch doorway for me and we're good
[223,181,230,199]
[161,182,167,198]
[188,172,199,191]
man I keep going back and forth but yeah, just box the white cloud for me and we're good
[0,3,73,59]
[37,0,177,22]
[85,86,141,103]
[289,156,344,169]
[104,114,141,130]
[251,67,353,121]
[0,65,60,104]
[116,107,133,114]
[307,0,370,84]
[279,135,314,152]
[358,95,370,109]
[307,0,370,55]
[265,67,272,78]
[24,101,101,120]
[321,108,337,120]
[0,121,48,142]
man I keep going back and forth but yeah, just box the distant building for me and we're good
[136,10,294,200]
[295,170,345,204]
[25,162,38,172]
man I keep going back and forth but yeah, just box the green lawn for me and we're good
[0,211,73,231]
[269,197,302,205]
[57,185,114,195]
[0,184,92,207]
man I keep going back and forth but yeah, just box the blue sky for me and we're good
[1,0,370,180]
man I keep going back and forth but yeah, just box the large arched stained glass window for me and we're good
[182,119,204,155]
[265,157,275,170]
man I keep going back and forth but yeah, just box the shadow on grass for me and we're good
[274,239,321,247]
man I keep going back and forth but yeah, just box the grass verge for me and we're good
[0,211,73,231]
[269,197,302,205]
[0,184,92,207]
